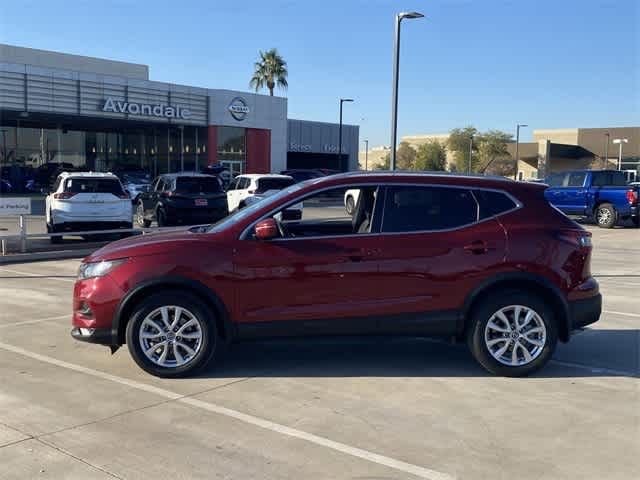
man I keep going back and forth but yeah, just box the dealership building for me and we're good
[0,44,359,184]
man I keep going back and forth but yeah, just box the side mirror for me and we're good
[254,218,279,241]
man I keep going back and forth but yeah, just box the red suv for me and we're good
[71,172,601,377]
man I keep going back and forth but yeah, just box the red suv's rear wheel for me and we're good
[467,290,558,377]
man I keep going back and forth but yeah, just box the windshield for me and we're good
[175,177,222,194]
[208,183,304,233]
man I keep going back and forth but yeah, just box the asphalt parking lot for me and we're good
[0,225,638,480]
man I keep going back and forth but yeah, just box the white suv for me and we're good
[46,172,132,243]
[226,174,296,212]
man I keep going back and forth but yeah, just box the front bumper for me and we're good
[569,293,602,331]
[70,326,116,346]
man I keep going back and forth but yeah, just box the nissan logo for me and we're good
[228,97,249,121]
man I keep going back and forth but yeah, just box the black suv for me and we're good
[136,173,228,227]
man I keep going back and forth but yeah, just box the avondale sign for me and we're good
[102,97,191,119]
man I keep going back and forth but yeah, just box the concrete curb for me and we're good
[0,249,94,265]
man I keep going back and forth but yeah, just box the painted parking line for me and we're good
[603,310,640,318]
[0,314,69,329]
[0,341,455,480]
[549,360,637,377]
[0,267,76,283]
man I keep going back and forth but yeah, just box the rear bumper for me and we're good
[52,221,132,232]
[568,293,602,331]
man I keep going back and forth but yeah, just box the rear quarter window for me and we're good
[473,190,518,219]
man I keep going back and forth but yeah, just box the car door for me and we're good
[562,172,588,214]
[232,184,386,337]
[543,173,569,210]
[372,184,508,335]
[226,177,246,211]
[236,177,253,205]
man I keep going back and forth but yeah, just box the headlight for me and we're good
[78,259,127,280]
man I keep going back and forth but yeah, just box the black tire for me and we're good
[345,195,355,215]
[47,219,62,244]
[595,203,617,228]
[467,290,558,377]
[137,202,151,228]
[156,207,169,227]
[125,292,218,378]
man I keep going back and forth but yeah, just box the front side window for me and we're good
[546,173,566,187]
[567,172,586,187]
[257,177,295,193]
[381,186,477,233]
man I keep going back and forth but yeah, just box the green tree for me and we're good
[477,130,514,176]
[249,49,288,96]
[447,127,479,173]
[395,142,417,170]
[375,152,390,170]
[415,140,447,171]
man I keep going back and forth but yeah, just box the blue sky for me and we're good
[1,0,638,146]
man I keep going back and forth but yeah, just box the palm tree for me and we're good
[249,49,288,96]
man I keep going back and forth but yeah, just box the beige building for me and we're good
[361,127,639,180]
[358,145,391,170]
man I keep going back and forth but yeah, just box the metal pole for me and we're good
[603,133,609,169]
[365,139,368,170]
[618,142,623,170]
[390,14,401,171]
[338,100,343,171]
[468,136,473,174]
[19,214,27,253]
[515,125,520,180]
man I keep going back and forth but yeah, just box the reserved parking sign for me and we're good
[0,197,31,215]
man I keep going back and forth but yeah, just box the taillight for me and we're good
[118,193,130,199]
[247,190,255,194]
[53,192,77,200]
[625,189,638,205]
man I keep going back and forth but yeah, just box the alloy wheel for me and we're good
[597,208,611,226]
[484,305,547,367]
[139,306,203,368]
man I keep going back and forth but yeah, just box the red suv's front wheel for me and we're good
[125,292,218,377]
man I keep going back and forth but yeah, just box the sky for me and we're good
[1,0,638,147]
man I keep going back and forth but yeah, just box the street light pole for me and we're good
[613,138,628,170]
[338,98,353,171]
[468,135,473,174]
[515,124,528,180]
[364,139,369,170]
[389,11,424,171]
[603,132,610,168]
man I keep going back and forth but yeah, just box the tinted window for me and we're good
[64,178,124,195]
[381,186,477,232]
[567,172,586,187]
[175,177,222,194]
[257,177,295,193]
[592,171,628,187]
[546,173,566,187]
[474,190,517,219]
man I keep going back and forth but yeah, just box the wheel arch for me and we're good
[112,276,235,346]
[460,272,571,342]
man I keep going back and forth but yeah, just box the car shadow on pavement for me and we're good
[193,329,638,380]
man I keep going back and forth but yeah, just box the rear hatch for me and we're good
[168,176,227,211]
[58,177,130,218]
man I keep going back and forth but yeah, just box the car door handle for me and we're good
[464,240,489,255]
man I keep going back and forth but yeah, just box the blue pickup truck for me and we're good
[544,170,639,228]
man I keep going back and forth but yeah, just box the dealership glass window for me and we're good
[217,127,245,175]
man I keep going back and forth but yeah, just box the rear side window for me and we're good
[474,190,518,219]
[592,171,628,186]
[567,172,586,187]
[64,178,124,195]
[381,186,477,232]
[256,177,295,193]
[175,177,222,194]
